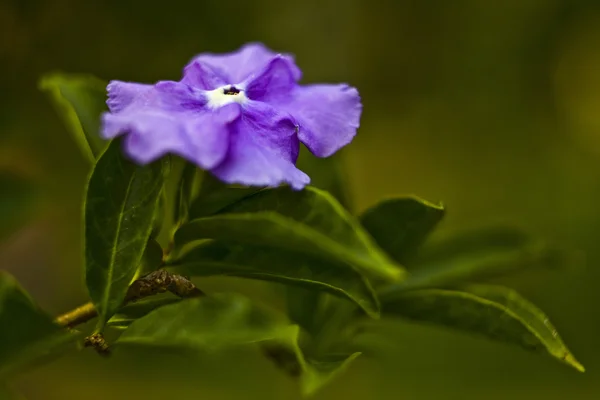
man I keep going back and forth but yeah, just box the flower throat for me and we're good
[223,86,241,95]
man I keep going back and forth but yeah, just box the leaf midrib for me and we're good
[179,213,401,281]
[169,260,378,317]
[98,169,137,326]
[388,288,567,358]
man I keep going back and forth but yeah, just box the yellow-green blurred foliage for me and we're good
[2,0,600,398]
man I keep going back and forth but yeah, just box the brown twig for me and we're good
[55,269,305,380]
[56,270,204,355]
[124,269,204,302]
[54,270,204,329]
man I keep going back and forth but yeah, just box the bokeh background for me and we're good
[2,0,600,398]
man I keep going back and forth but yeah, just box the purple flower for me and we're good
[101,43,362,189]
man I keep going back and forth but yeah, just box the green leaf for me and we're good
[285,286,324,336]
[301,294,363,356]
[385,229,573,293]
[175,187,404,282]
[263,341,361,396]
[380,284,584,372]
[288,149,354,336]
[187,173,261,220]
[168,241,379,318]
[151,156,186,247]
[413,227,536,266]
[107,297,180,329]
[413,227,580,272]
[0,172,37,242]
[132,238,164,280]
[0,272,78,379]
[116,294,359,395]
[173,162,202,228]
[39,73,108,162]
[150,190,167,239]
[117,294,290,350]
[301,352,361,396]
[85,139,167,330]
[360,196,445,264]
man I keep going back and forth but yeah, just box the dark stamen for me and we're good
[223,86,241,95]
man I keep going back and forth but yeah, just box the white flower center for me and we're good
[205,84,248,109]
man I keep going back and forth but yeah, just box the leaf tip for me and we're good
[386,265,407,282]
[37,72,59,91]
[564,353,585,373]
[363,306,381,320]
[402,194,445,212]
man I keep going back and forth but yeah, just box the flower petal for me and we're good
[211,101,309,190]
[188,42,301,84]
[106,81,156,113]
[181,60,228,90]
[101,103,240,169]
[245,56,298,103]
[154,81,207,111]
[279,84,362,157]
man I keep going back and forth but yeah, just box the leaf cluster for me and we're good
[0,74,584,398]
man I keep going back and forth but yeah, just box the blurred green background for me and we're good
[2,0,600,398]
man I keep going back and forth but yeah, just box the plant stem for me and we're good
[54,270,299,378]
[55,301,97,328]
[54,269,204,329]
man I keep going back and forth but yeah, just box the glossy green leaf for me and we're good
[414,227,580,271]
[150,191,167,239]
[175,187,404,281]
[385,229,573,293]
[117,294,290,350]
[168,241,379,317]
[360,196,445,264]
[187,173,261,220]
[116,294,359,395]
[413,227,537,266]
[300,352,361,396]
[151,156,186,247]
[285,286,324,336]
[85,139,167,330]
[173,162,202,228]
[107,297,180,329]
[132,239,164,281]
[306,294,363,355]
[381,284,584,372]
[0,272,78,379]
[39,73,108,162]
[263,340,361,396]
[288,149,354,335]
[0,172,37,242]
